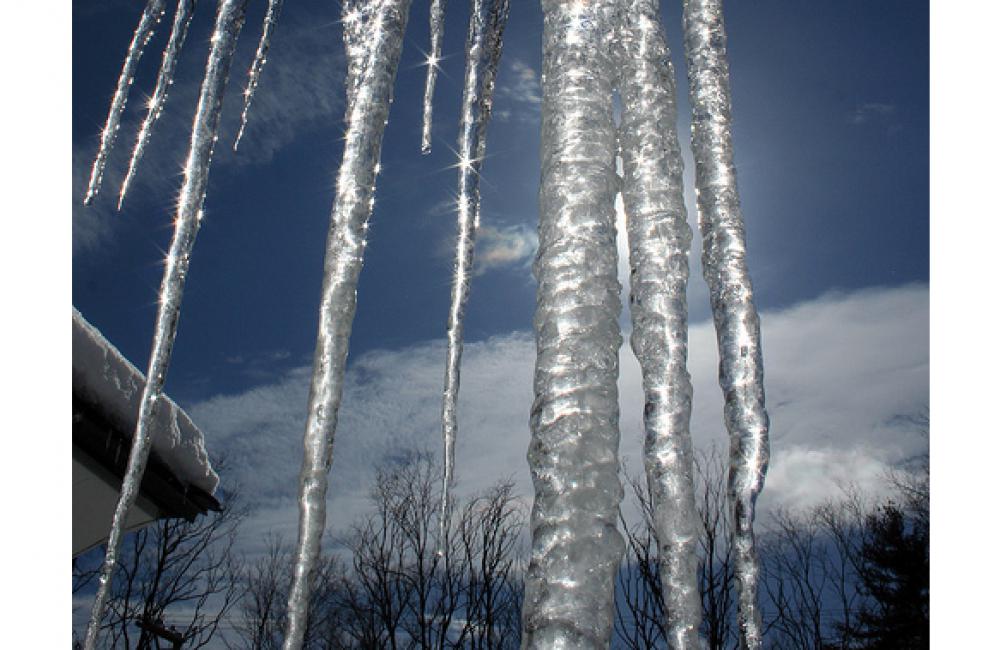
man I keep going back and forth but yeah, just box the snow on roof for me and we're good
[72,308,219,495]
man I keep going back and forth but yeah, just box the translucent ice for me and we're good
[282,2,412,648]
[439,0,509,547]
[83,0,166,205]
[420,0,447,154]
[682,1,771,647]
[118,0,196,210]
[233,0,284,151]
[81,1,249,647]
[618,0,701,647]
[522,1,625,647]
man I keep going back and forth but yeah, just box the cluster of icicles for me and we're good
[80,1,768,649]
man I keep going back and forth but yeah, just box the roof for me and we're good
[72,308,221,556]
[72,308,219,494]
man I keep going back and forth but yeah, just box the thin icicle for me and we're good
[81,2,249,648]
[233,0,285,151]
[681,1,770,648]
[522,1,624,647]
[118,0,197,211]
[618,1,702,647]
[282,2,411,648]
[438,0,509,547]
[83,0,166,205]
[420,0,447,154]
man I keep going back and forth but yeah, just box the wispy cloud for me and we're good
[495,59,541,123]
[187,283,928,560]
[475,224,537,274]
[218,18,346,165]
[72,12,347,254]
[850,102,896,125]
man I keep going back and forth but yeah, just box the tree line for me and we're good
[74,423,928,649]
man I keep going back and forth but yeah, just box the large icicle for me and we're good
[439,0,510,545]
[420,0,448,154]
[522,1,625,647]
[681,1,770,648]
[282,2,411,648]
[83,0,166,205]
[233,0,285,151]
[80,2,249,648]
[618,1,702,647]
[118,0,197,210]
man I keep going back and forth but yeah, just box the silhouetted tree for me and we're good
[73,494,247,649]
[232,456,525,650]
[229,536,347,649]
[613,446,736,650]
[849,503,928,650]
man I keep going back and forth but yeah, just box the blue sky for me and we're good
[67,0,931,638]
[73,0,928,402]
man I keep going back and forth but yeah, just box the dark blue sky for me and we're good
[72,0,927,406]
[68,5,933,640]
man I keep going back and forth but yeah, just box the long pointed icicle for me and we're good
[439,0,510,546]
[83,0,167,205]
[81,2,249,648]
[420,0,448,154]
[233,0,285,151]
[282,2,411,648]
[118,0,197,211]
[522,1,625,647]
[618,1,702,647]
[681,1,770,648]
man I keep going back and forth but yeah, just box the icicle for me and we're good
[118,0,197,211]
[522,1,625,647]
[438,0,509,548]
[681,1,770,648]
[233,0,285,151]
[420,0,447,154]
[282,2,411,649]
[83,0,166,205]
[80,2,249,648]
[618,1,702,647]
[341,0,382,114]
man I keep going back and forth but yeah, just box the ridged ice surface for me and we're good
[420,0,447,154]
[81,1,249,648]
[118,0,197,210]
[682,1,770,648]
[233,0,284,151]
[439,0,509,545]
[282,2,411,649]
[618,1,701,647]
[83,0,166,205]
[522,1,625,647]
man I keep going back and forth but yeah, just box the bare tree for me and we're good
[230,536,348,650]
[334,453,525,649]
[694,446,736,650]
[73,495,247,649]
[454,480,525,649]
[759,503,867,650]
[614,469,666,650]
[612,412,930,650]
[613,446,735,650]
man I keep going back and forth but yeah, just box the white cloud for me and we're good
[495,59,542,122]
[188,283,928,559]
[475,224,537,274]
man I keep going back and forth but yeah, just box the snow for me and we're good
[72,308,219,495]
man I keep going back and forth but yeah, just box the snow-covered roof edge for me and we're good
[72,308,220,495]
